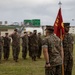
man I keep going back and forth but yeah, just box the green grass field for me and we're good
[0,46,75,75]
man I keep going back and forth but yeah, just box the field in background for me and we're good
[0,45,75,75]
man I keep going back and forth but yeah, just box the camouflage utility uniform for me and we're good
[0,36,3,61]
[3,35,11,60]
[30,33,38,61]
[63,33,74,75]
[37,33,42,58]
[28,33,32,57]
[22,34,28,59]
[42,34,62,75]
[10,33,20,62]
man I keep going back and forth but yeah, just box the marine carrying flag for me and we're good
[54,8,64,39]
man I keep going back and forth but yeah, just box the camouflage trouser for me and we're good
[12,46,20,61]
[3,46,10,59]
[45,65,62,75]
[22,46,27,59]
[31,46,38,60]
[37,45,42,58]
[64,58,73,75]
[0,46,2,60]
[29,45,32,57]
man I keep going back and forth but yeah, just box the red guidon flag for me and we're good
[54,8,64,40]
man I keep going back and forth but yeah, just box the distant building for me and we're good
[4,21,8,25]
[0,25,21,36]
[0,25,75,36]
[0,25,43,36]
[0,21,2,25]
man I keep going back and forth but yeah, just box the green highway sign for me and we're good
[32,19,40,26]
[24,20,32,26]
[24,19,40,27]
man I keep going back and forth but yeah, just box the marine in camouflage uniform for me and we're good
[30,30,38,61]
[3,33,11,60]
[42,26,62,75]
[9,29,20,62]
[0,32,3,62]
[63,23,74,75]
[37,32,42,58]
[28,32,33,57]
[21,32,28,59]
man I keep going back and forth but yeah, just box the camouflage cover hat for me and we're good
[14,29,18,32]
[45,26,54,31]
[33,30,37,32]
[64,23,70,28]
[38,32,41,34]
[24,31,27,33]
[5,33,8,35]
[33,30,37,31]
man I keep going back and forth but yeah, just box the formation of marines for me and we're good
[0,22,74,75]
[0,29,42,62]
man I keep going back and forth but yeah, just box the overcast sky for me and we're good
[0,0,75,26]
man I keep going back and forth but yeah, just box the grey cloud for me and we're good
[0,0,75,25]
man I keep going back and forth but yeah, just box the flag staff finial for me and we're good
[58,1,62,8]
